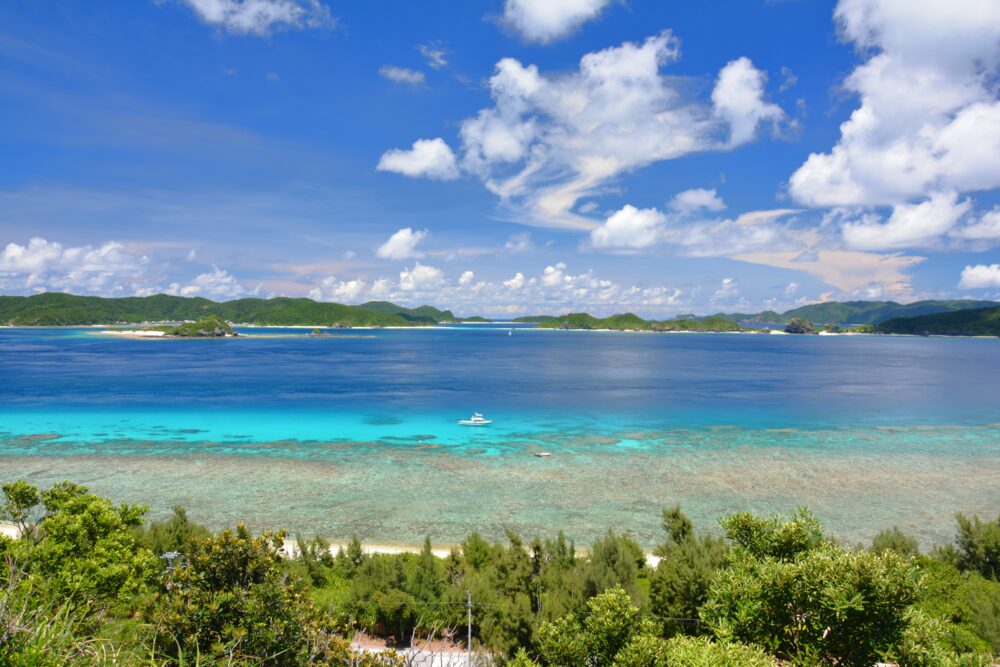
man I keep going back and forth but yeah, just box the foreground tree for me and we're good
[146,523,356,665]
[649,507,729,636]
[701,509,922,666]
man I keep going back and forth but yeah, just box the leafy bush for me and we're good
[872,526,920,557]
[146,524,339,665]
[956,513,1000,581]
[702,509,922,666]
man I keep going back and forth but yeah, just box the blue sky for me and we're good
[1,0,999,317]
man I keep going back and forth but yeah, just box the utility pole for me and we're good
[466,590,473,662]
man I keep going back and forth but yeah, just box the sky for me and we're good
[1,0,999,317]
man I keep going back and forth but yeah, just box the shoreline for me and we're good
[2,324,996,339]
[0,521,662,567]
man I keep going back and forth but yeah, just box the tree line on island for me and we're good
[1,292,999,336]
[2,480,999,665]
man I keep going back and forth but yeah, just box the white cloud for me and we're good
[459,270,475,286]
[590,205,666,249]
[503,272,526,290]
[168,265,254,300]
[398,262,444,291]
[376,227,428,260]
[669,188,725,213]
[0,237,148,295]
[712,277,741,303]
[842,191,971,250]
[958,264,1000,289]
[500,0,611,44]
[789,0,1000,208]
[308,277,368,302]
[178,0,334,36]
[712,57,786,147]
[377,138,459,180]
[504,232,534,254]
[445,32,785,228]
[379,66,425,86]
[953,207,1000,242]
[417,43,448,69]
[541,262,566,287]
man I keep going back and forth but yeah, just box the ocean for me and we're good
[1,324,998,549]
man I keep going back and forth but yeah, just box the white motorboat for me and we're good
[458,412,492,426]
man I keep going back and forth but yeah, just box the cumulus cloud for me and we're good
[712,57,786,147]
[500,0,611,44]
[503,272,526,290]
[419,32,784,229]
[377,138,459,180]
[398,262,444,291]
[177,0,334,36]
[841,191,971,250]
[308,276,369,302]
[305,261,691,317]
[167,265,255,300]
[590,205,666,250]
[958,264,1000,289]
[541,262,566,287]
[0,237,148,295]
[379,66,425,86]
[376,228,429,260]
[789,0,1000,208]
[669,188,726,213]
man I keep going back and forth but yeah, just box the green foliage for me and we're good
[916,556,1000,653]
[583,531,646,602]
[955,513,1000,580]
[357,301,458,323]
[163,315,234,337]
[134,506,212,557]
[5,482,999,665]
[650,508,729,635]
[719,507,823,561]
[146,523,336,665]
[878,306,1000,336]
[536,312,745,332]
[783,317,816,334]
[704,509,922,666]
[872,526,920,557]
[0,292,426,327]
[538,587,657,666]
[2,481,157,605]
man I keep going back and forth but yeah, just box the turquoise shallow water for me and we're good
[1,325,998,548]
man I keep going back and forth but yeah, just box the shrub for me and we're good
[702,510,922,666]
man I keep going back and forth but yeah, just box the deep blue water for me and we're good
[1,325,998,546]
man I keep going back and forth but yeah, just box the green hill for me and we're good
[750,300,998,326]
[512,315,556,323]
[0,293,418,327]
[357,301,457,323]
[537,312,744,332]
[876,306,1000,336]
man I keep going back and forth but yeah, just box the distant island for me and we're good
[536,312,750,332]
[0,293,483,327]
[876,305,1000,336]
[717,298,998,326]
[2,292,998,336]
